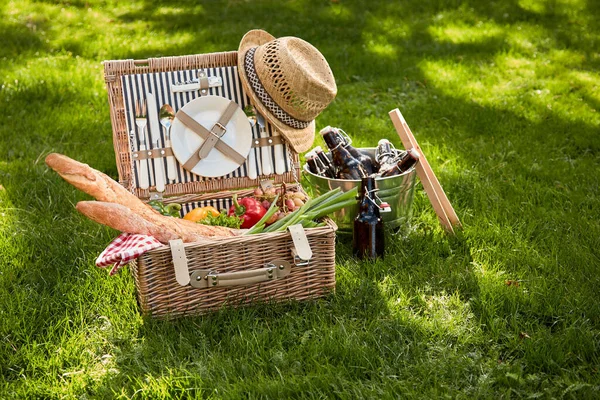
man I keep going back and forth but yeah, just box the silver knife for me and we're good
[146,92,165,192]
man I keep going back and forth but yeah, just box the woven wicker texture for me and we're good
[103,51,300,198]
[103,51,337,318]
[238,30,337,153]
[131,219,336,318]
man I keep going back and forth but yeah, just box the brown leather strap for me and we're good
[175,109,246,171]
[197,100,239,160]
[251,135,284,148]
[189,260,292,288]
[169,239,190,286]
[132,147,174,160]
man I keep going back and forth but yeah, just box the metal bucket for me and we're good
[303,148,417,234]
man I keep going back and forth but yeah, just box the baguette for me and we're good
[46,153,239,240]
[76,202,224,243]
[76,201,180,243]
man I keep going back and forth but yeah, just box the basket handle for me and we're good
[189,260,291,288]
[169,223,311,288]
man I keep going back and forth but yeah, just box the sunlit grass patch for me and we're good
[429,21,505,44]
[1,0,600,397]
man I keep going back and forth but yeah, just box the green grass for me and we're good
[1,0,599,397]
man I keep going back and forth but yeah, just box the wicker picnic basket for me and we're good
[103,51,337,318]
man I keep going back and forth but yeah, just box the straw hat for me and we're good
[238,30,337,153]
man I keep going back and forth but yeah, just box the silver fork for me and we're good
[135,100,150,190]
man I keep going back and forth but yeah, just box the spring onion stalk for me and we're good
[263,207,299,232]
[306,187,341,209]
[305,199,357,220]
[251,187,358,234]
[277,210,308,231]
[262,197,315,233]
[307,187,358,215]
[245,195,279,234]
[263,204,303,233]
[301,220,318,228]
[282,200,315,226]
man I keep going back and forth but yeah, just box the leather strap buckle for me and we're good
[211,122,227,137]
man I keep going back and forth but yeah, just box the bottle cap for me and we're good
[377,138,391,145]
[408,148,420,160]
[319,126,333,135]
[379,202,392,213]
[313,146,323,153]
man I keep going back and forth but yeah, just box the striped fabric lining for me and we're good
[179,198,234,218]
[121,66,292,189]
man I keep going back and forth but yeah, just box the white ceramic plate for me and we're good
[171,95,252,177]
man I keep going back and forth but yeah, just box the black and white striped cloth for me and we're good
[179,198,235,218]
[121,66,292,188]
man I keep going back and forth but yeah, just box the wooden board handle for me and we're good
[389,108,461,234]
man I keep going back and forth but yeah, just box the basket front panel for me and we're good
[134,228,336,317]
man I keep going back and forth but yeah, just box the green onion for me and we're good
[306,199,357,220]
[307,187,358,214]
[306,187,341,209]
[249,188,358,234]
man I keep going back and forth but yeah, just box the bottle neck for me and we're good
[396,149,418,172]
[376,142,393,164]
[322,130,344,152]
[306,156,320,173]
[358,177,379,214]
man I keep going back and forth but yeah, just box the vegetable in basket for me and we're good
[183,206,220,222]
[228,194,267,229]
[246,187,358,234]
[148,200,182,218]
[198,211,243,229]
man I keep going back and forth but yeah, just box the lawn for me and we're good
[1,0,600,398]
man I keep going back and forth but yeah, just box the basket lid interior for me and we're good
[103,51,300,200]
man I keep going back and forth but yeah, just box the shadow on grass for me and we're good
[1,0,600,396]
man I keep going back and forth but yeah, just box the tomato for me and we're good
[183,206,220,222]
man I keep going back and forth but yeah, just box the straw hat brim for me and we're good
[237,29,315,154]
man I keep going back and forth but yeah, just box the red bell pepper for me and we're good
[228,194,267,229]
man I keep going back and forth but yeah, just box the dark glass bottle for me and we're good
[353,177,385,260]
[334,128,376,174]
[375,139,395,172]
[380,148,420,177]
[314,146,337,178]
[321,127,367,180]
[305,151,321,175]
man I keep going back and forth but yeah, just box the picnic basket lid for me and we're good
[103,51,301,200]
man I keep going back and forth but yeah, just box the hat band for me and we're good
[244,47,311,130]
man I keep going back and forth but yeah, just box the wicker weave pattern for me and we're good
[131,220,336,318]
[103,51,300,197]
[104,51,337,317]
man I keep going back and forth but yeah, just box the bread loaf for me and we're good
[76,202,226,243]
[46,153,240,241]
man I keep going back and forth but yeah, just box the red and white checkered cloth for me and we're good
[96,233,163,276]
